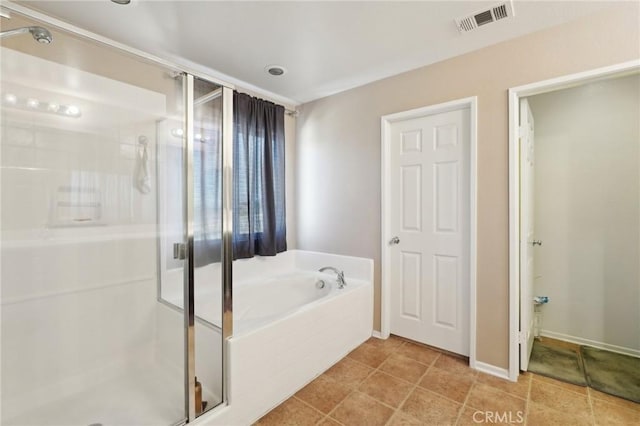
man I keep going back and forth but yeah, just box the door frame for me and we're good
[507,59,640,382]
[380,96,478,368]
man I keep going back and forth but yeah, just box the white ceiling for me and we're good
[13,1,619,105]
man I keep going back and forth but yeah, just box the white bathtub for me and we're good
[194,250,374,426]
[190,270,361,337]
[234,272,336,334]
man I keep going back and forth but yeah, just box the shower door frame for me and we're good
[183,75,235,422]
[1,2,235,424]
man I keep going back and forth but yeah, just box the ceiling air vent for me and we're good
[455,1,515,33]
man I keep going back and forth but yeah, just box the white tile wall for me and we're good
[0,117,177,422]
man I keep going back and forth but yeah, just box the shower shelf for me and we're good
[49,185,104,227]
[48,220,108,228]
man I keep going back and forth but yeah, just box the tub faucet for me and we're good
[319,266,346,289]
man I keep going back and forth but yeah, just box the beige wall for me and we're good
[295,4,640,369]
[285,114,297,249]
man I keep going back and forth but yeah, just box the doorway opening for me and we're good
[509,61,640,402]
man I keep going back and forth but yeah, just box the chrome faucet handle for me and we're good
[319,266,347,288]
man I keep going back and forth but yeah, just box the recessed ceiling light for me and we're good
[265,65,287,76]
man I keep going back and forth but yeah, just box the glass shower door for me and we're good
[0,12,188,426]
[191,76,226,417]
[158,75,227,419]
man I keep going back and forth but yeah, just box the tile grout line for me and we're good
[587,387,640,414]
[317,412,346,426]
[290,395,335,424]
[376,353,631,425]
[529,375,604,424]
[469,378,529,403]
[309,338,540,425]
[524,373,532,426]
[324,339,403,424]
[531,374,589,397]
[366,339,431,426]
[416,373,481,410]
[453,363,480,425]
[453,371,537,425]
[381,345,443,426]
[382,339,506,425]
[362,339,412,422]
[381,365,429,426]
[586,388,597,426]
[261,338,639,425]
[313,378,354,425]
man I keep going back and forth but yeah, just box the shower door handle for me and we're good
[173,243,186,260]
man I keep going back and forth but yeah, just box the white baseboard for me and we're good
[474,361,512,382]
[541,330,640,358]
[371,330,383,339]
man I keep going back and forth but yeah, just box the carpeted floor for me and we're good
[528,339,640,403]
[582,346,640,403]
[528,341,587,386]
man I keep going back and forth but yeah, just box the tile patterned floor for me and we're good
[255,336,640,426]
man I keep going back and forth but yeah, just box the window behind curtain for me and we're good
[192,80,223,267]
[187,91,286,265]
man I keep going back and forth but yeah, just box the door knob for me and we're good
[390,236,400,245]
[531,240,542,246]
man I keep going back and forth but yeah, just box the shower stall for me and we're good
[1,8,232,426]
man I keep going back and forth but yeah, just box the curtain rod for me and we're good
[195,87,298,117]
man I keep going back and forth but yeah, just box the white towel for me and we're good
[136,136,151,194]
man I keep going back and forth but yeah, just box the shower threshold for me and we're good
[3,363,191,426]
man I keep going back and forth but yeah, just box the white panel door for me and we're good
[389,108,470,356]
[519,98,536,370]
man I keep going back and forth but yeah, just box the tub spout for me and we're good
[319,266,346,289]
